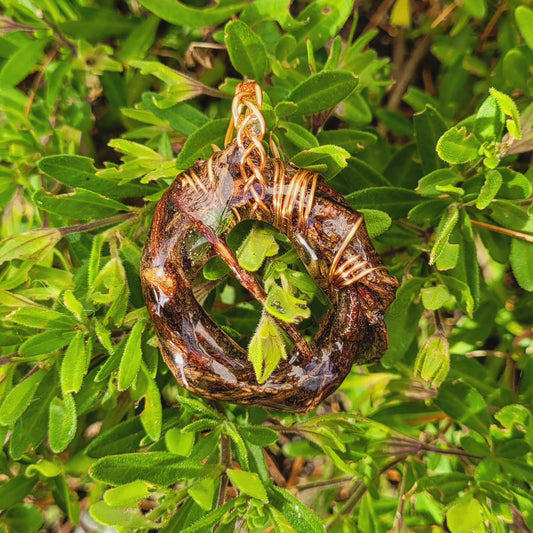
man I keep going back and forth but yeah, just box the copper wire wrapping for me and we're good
[141,80,399,412]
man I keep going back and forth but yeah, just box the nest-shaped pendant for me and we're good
[141,81,398,413]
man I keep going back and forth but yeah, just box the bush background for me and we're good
[1,0,533,531]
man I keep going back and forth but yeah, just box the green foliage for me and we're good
[0,1,533,532]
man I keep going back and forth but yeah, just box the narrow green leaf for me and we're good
[90,501,160,529]
[61,332,88,394]
[33,188,127,219]
[515,6,533,51]
[489,87,522,140]
[414,333,450,388]
[0,369,47,426]
[239,426,278,446]
[0,38,48,88]
[287,71,357,115]
[188,476,217,511]
[139,364,162,441]
[227,469,268,502]
[0,228,62,266]
[474,95,504,142]
[224,20,268,81]
[430,205,459,265]
[434,381,491,434]
[413,105,446,174]
[38,155,154,200]
[347,187,420,220]
[180,498,242,533]
[510,239,533,291]
[476,170,502,209]
[104,481,150,507]
[90,452,221,486]
[175,119,228,170]
[0,477,37,512]
[316,129,377,155]
[137,0,247,28]
[117,320,146,391]
[248,315,286,383]
[268,486,325,533]
[48,394,77,453]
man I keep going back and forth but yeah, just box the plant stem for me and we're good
[59,213,136,236]
[470,219,533,243]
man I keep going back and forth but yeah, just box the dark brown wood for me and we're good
[141,142,398,413]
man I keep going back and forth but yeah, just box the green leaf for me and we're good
[104,481,150,507]
[130,60,202,107]
[38,155,154,200]
[86,417,145,458]
[139,365,162,442]
[0,228,62,266]
[421,285,450,310]
[358,209,392,238]
[137,0,247,28]
[437,126,482,164]
[416,169,463,197]
[60,332,88,395]
[188,476,217,511]
[175,119,228,170]
[227,469,268,502]
[476,170,502,209]
[489,88,522,140]
[268,486,325,533]
[289,0,353,58]
[3,503,43,533]
[241,0,305,30]
[430,205,459,265]
[239,426,278,446]
[265,277,311,324]
[382,277,424,367]
[0,477,37,512]
[413,105,446,174]
[347,187,420,220]
[510,239,533,291]
[142,93,209,136]
[90,501,160,529]
[287,71,357,115]
[9,370,58,459]
[236,224,279,272]
[117,320,147,391]
[49,394,77,453]
[515,6,533,51]
[203,256,231,280]
[446,497,484,533]
[90,452,221,486]
[316,129,377,155]
[414,333,450,388]
[58,7,134,41]
[180,498,242,533]
[33,189,128,219]
[224,21,268,81]
[474,95,504,142]
[276,121,319,152]
[0,369,47,426]
[7,306,76,330]
[248,315,286,383]
[291,145,350,179]
[434,381,491,434]
[118,15,159,63]
[463,0,486,19]
[0,38,48,88]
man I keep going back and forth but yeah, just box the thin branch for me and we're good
[386,34,432,112]
[470,219,533,244]
[476,1,509,55]
[59,213,136,236]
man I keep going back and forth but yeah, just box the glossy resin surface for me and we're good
[141,142,398,412]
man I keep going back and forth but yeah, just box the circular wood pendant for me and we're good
[141,82,398,413]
